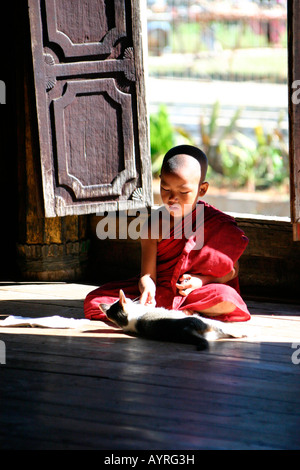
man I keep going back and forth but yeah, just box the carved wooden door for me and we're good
[28,0,152,217]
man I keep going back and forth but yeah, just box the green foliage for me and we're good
[149,103,289,191]
[150,105,175,176]
[200,101,243,174]
[220,114,289,190]
[199,102,289,190]
[149,104,193,176]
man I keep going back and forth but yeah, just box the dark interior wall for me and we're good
[0,5,19,279]
[237,217,300,302]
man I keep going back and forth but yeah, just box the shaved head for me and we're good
[161,145,208,184]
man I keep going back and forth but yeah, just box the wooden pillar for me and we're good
[288,0,300,241]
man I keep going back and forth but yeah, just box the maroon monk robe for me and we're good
[84,202,251,322]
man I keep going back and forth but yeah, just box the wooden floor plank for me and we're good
[1,282,300,450]
[2,363,300,431]
[1,365,297,416]
[1,366,299,451]
[1,365,299,450]
[4,355,299,409]
[1,398,297,450]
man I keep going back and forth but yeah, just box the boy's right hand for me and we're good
[139,275,156,306]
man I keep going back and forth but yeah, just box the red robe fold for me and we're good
[84,202,251,322]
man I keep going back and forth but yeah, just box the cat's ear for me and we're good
[99,303,110,314]
[119,289,127,308]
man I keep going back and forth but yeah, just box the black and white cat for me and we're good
[100,290,246,351]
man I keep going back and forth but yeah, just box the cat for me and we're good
[100,290,246,351]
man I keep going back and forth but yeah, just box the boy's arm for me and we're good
[139,235,157,305]
[176,262,239,296]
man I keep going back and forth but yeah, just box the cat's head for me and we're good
[99,290,131,327]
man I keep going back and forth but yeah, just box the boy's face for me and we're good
[160,156,208,218]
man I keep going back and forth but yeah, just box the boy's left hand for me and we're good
[176,274,203,297]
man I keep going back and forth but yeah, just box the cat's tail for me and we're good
[194,315,248,341]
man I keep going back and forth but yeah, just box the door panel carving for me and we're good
[45,0,126,57]
[28,0,151,216]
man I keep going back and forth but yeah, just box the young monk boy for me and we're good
[84,145,251,322]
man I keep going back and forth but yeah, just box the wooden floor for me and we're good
[0,282,300,450]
